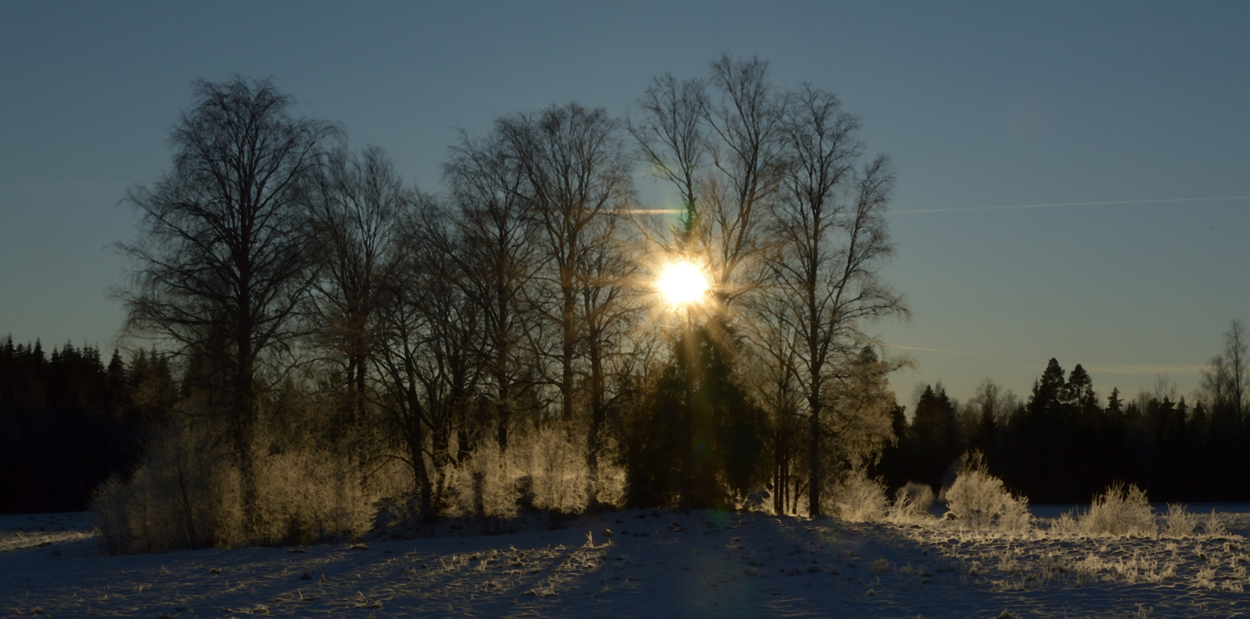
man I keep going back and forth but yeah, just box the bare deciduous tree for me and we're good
[629,73,708,240]
[307,145,410,434]
[633,57,792,509]
[444,133,540,451]
[632,54,788,315]
[702,54,789,313]
[498,104,633,423]
[577,211,646,500]
[1201,319,1248,442]
[373,199,482,520]
[963,378,1018,449]
[118,77,338,532]
[761,85,908,517]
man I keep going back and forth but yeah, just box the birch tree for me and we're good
[119,77,338,532]
[763,85,908,516]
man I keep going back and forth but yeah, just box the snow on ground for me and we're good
[0,512,96,555]
[3,508,1250,618]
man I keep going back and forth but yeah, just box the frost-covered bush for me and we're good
[251,447,374,545]
[91,475,130,554]
[93,444,378,553]
[1049,508,1082,537]
[996,494,1032,534]
[830,470,888,522]
[92,416,231,553]
[1202,509,1229,538]
[887,481,935,523]
[1162,503,1198,538]
[1081,482,1156,538]
[511,425,589,513]
[91,404,386,554]
[942,450,1030,532]
[590,436,627,509]
[440,422,627,520]
[443,439,520,519]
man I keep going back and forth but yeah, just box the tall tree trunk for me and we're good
[495,277,512,451]
[561,280,576,422]
[400,358,433,523]
[808,399,822,517]
[773,426,787,515]
[587,332,605,505]
[234,330,259,538]
[679,321,698,509]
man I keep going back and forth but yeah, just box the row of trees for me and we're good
[7,317,1244,516]
[103,55,905,542]
[9,63,1248,534]
[877,320,1250,503]
[0,337,174,512]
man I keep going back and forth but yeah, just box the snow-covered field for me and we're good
[4,508,1250,618]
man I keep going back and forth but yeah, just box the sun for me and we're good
[656,260,709,307]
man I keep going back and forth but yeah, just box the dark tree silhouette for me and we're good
[906,384,959,491]
[625,324,766,509]
[444,132,540,452]
[1202,319,1248,445]
[117,77,339,533]
[307,145,410,436]
[370,197,485,521]
[0,338,148,513]
[497,103,632,426]
[764,84,907,516]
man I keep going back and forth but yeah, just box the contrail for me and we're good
[624,196,1250,216]
[892,195,1250,215]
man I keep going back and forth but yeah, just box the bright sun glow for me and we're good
[656,260,709,306]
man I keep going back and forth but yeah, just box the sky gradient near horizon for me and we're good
[2,1,1248,406]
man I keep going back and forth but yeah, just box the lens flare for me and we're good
[656,260,708,306]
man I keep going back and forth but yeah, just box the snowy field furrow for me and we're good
[3,510,1250,618]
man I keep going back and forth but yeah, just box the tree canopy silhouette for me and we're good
[117,76,340,534]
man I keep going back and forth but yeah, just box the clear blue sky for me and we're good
[2,1,1247,406]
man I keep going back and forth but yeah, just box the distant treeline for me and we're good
[3,332,1247,515]
[0,337,174,513]
[877,323,1250,504]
